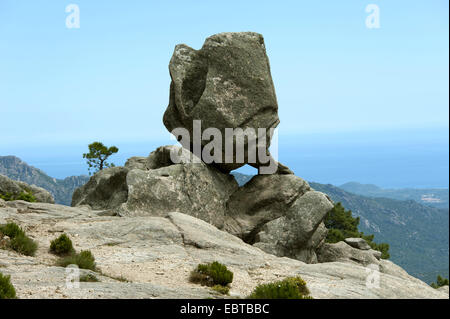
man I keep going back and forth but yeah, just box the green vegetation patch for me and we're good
[211,285,230,295]
[190,261,233,287]
[57,250,96,271]
[0,222,38,256]
[79,273,99,282]
[0,272,16,299]
[247,276,313,299]
[0,191,36,203]
[50,234,75,256]
[324,202,390,259]
[431,275,449,289]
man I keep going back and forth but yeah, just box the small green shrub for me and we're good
[79,273,99,282]
[58,250,96,270]
[431,275,449,289]
[247,276,313,299]
[0,273,16,299]
[212,285,230,295]
[50,234,74,256]
[0,222,37,256]
[0,192,13,201]
[0,191,36,203]
[0,222,25,238]
[10,233,38,256]
[190,261,233,287]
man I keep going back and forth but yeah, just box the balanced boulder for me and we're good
[163,32,291,174]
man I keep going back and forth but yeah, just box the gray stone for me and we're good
[345,237,371,250]
[74,146,238,229]
[0,174,22,194]
[124,157,148,170]
[252,191,333,263]
[224,174,333,263]
[317,241,380,267]
[146,145,199,168]
[121,162,238,229]
[0,201,447,299]
[71,167,129,209]
[163,32,289,173]
[225,174,311,238]
[437,285,449,294]
[371,249,382,260]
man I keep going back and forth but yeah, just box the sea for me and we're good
[1,127,448,189]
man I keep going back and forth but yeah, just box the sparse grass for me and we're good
[0,222,37,256]
[98,271,130,282]
[247,276,313,299]
[190,261,233,287]
[0,272,16,299]
[79,273,99,282]
[112,275,129,282]
[57,250,96,271]
[211,285,230,295]
[50,234,75,256]
[104,242,121,246]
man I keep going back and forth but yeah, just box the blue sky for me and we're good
[0,1,448,186]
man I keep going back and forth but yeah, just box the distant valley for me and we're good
[0,156,89,206]
[233,173,449,284]
[339,181,449,209]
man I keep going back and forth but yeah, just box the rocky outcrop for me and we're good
[0,174,54,204]
[73,146,239,229]
[0,201,447,299]
[317,241,382,266]
[122,162,238,229]
[225,174,333,263]
[72,146,331,260]
[345,237,371,250]
[71,167,129,210]
[163,32,291,174]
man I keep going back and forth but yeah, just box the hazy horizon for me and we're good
[2,126,448,189]
[1,1,448,189]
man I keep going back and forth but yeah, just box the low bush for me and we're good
[0,272,16,299]
[189,261,233,287]
[10,233,38,256]
[0,222,25,238]
[247,276,313,299]
[431,275,449,289]
[57,250,96,271]
[0,191,36,203]
[0,222,37,256]
[50,234,74,256]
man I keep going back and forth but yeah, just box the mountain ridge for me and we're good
[0,155,89,205]
[339,181,449,209]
